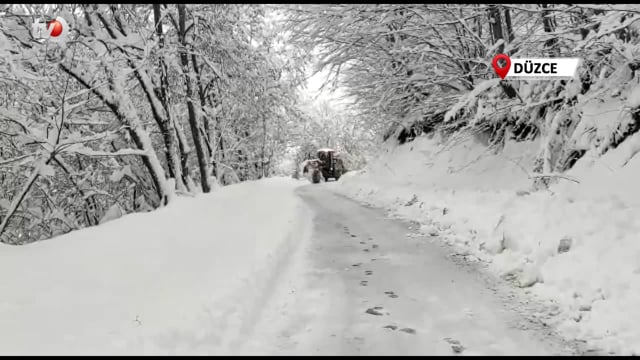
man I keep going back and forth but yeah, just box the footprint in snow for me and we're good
[372,244,379,249]
[360,280,368,286]
[365,270,373,275]
[444,338,465,354]
[365,307,385,316]
[384,291,399,298]
[383,325,414,333]
[352,336,365,344]
[352,263,362,267]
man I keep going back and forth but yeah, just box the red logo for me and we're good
[47,19,64,37]
[31,16,69,43]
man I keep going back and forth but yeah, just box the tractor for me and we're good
[301,148,347,184]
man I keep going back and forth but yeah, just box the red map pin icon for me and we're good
[492,54,511,80]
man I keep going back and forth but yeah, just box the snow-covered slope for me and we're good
[333,133,640,355]
[0,177,311,355]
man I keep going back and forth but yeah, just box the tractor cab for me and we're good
[315,148,346,183]
[317,148,337,171]
[301,148,347,184]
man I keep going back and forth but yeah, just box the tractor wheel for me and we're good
[334,169,343,181]
[311,169,321,184]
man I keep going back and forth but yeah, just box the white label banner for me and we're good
[507,58,580,79]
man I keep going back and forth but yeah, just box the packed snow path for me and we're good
[241,184,578,355]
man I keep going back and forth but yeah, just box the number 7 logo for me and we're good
[31,16,69,43]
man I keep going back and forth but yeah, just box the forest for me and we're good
[2,4,640,244]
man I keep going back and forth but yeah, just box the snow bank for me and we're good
[332,133,640,355]
[0,177,311,355]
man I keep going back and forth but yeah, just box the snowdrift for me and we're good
[333,132,640,355]
[0,177,311,355]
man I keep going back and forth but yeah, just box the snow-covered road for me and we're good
[241,184,579,355]
[0,178,592,355]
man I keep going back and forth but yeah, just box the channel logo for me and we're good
[492,53,580,80]
[31,17,69,43]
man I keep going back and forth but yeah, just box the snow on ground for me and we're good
[0,177,311,355]
[244,185,576,356]
[332,131,640,355]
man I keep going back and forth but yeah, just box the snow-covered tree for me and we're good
[286,4,640,188]
[0,4,307,243]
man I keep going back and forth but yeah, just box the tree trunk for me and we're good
[488,6,518,99]
[261,113,267,178]
[0,163,44,241]
[214,98,226,181]
[215,120,225,181]
[60,63,170,206]
[504,7,515,43]
[177,4,210,193]
[488,5,504,54]
[191,51,210,155]
[113,76,172,205]
[541,4,559,56]
[152,4,186,193]
[174,120,193,190]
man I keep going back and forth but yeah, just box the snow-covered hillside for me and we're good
[0,178,311,355]
[333,132,640,355]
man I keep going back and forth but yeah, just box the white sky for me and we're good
[264,6,352,112]
[303,65,352,111]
